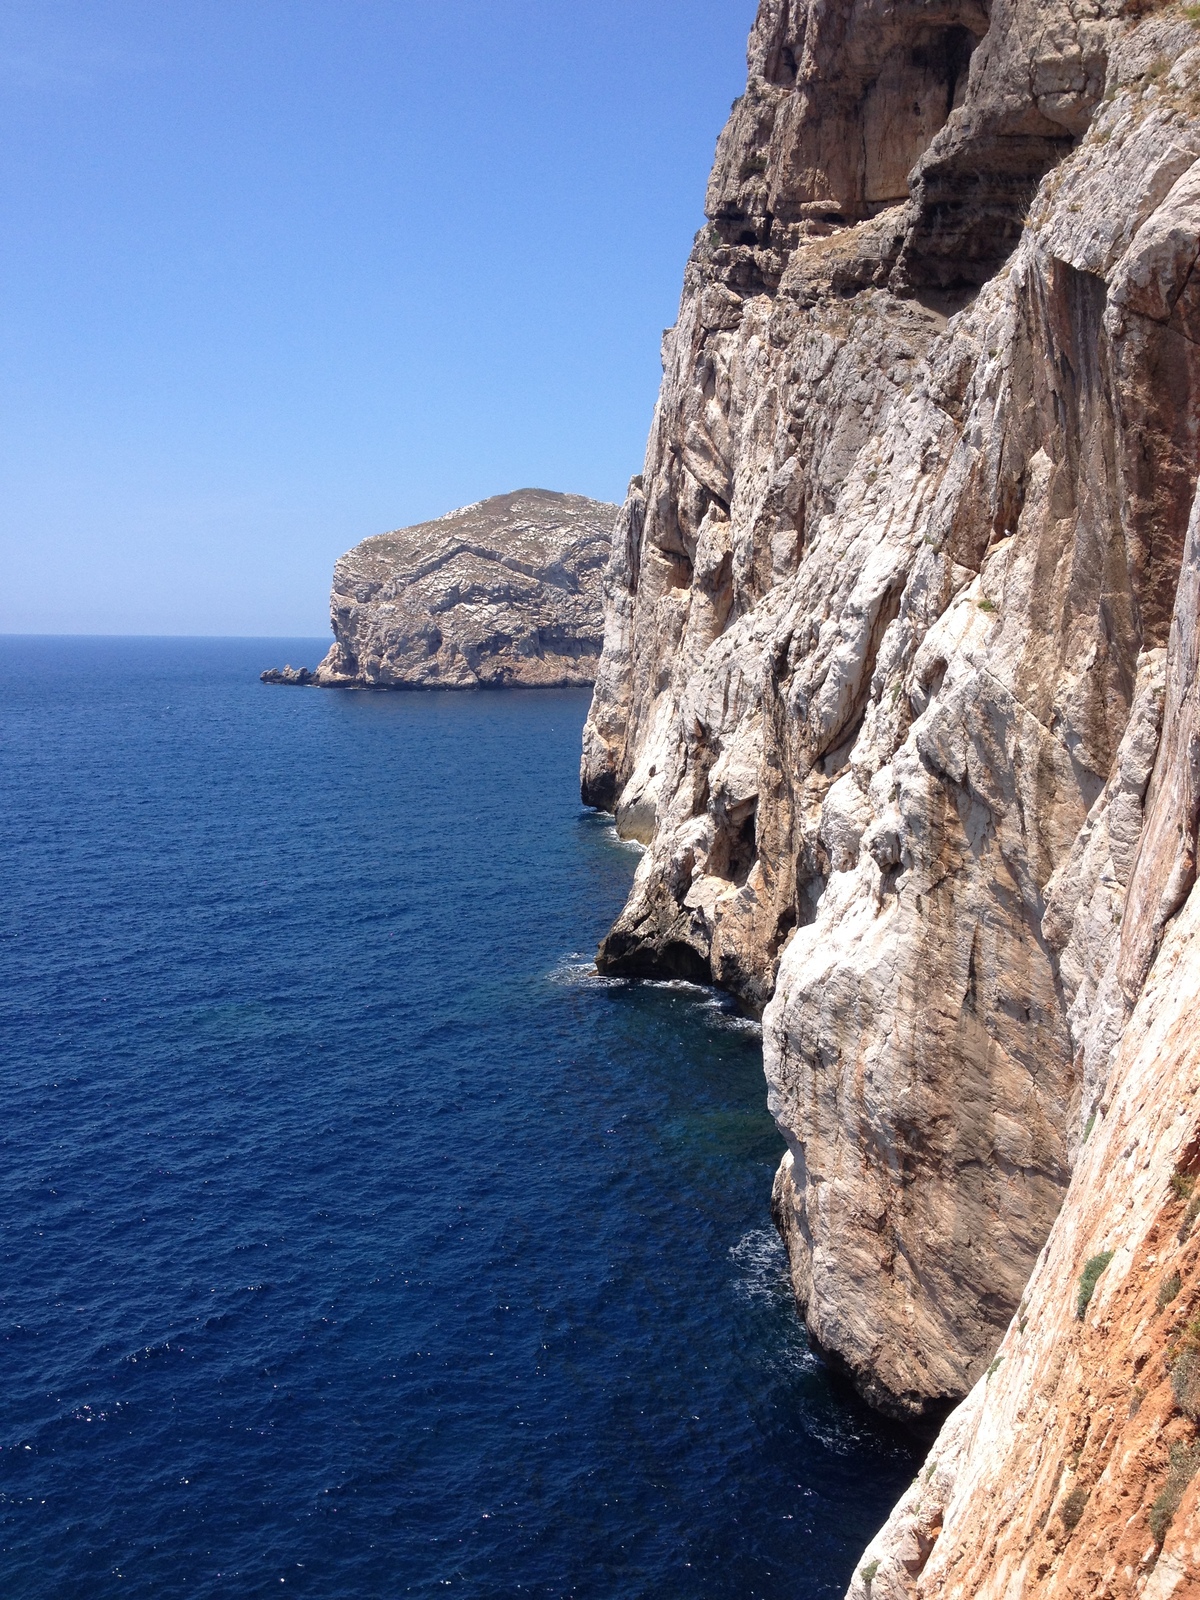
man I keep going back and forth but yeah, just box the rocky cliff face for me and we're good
[849,457,1200,1592]
[583,0,1200,1518]
[586,0,1200,1581]
[315,489,616,689]
[853,876,1200,1592]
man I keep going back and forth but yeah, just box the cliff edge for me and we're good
[583,0,1200,1582]
[311,489,616,689]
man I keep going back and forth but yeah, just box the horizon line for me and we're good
[0,631,334,641]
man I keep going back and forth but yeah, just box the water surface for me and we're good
[0,637,916,1599]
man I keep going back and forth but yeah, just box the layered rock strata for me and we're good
[852,878,1200,1592]
[853,297,1200,1596]
[582,0,1200,1465]
[313,489,616,688]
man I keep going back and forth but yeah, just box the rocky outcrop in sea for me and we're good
[312,488,616,689]
[582,0,1200,1585]
[260,664,315,686]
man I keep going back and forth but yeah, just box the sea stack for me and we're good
[312,488,617,689]
[583,0,1200,1586]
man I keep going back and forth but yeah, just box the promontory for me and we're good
[312,488,616,689]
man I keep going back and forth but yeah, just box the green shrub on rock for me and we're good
[1150,1441,1200,1545]
[1076,1251,1114,1319]
[1158,1271,1182,1311]
[1060,1483,1089,1531]
[1171,1321,1200,1420]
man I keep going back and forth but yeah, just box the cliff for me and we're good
[311,489,616,688]
[582,0,1200,1581]
[854,877,1200,1592]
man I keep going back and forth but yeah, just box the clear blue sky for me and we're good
[0,0,756,636]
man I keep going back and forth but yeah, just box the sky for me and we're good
[0,0,758,636]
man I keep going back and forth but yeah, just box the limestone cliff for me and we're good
[852,882,1200,1592]
[582,0,1200,1472]
[849,228,1200,1592]
[313,489,616,689]
[585,0,1200,1579]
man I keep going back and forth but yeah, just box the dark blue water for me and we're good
[0,637,916,1599]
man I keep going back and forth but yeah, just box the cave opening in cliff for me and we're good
[861,20,986,209]
[769,44,799,87]
[911,24,978,121]
[729,806,758,886]
[710,800,758,887]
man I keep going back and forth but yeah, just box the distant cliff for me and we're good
[582,0,1200,1585]
[304,489,616,689]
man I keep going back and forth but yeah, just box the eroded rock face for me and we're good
[583,0,1200,1434]
[316,489,616,689]
[855,328,1200,1600]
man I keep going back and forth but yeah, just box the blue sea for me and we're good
[0,637,916,1599]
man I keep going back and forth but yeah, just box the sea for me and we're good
[0,636,918,1599]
